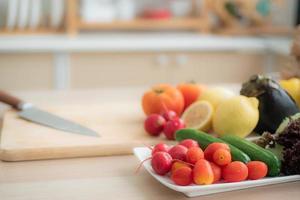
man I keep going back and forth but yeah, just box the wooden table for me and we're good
[1,89,300,200]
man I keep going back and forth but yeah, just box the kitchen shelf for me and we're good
[218,26,294,36]
[0,28,64,35]
[77,18,209,31]
[0,0,295,37]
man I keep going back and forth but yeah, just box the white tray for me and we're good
[133,147,300,197]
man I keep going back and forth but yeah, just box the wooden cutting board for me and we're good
[0,101,172,161]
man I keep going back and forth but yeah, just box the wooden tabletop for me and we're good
[1,89,300,200]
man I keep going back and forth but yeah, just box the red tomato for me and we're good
[171,161,190,174]
[246,161,268,180]
[177,83,206,110]
[212,148,232,166]
[142,84,184,116]
[204,142,230,161]
[193,159,214,185]
[171,166,193,186]
[186,147,204,164]
[222,161,248,182]
[210,162,221,183]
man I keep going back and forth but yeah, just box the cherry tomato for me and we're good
[193,159,214,185]
[210,162,221,183]
[171,161,190,174]
[171,166,193,186]
[204,142,230,161]
[186,147,204,164]
[246,161,268,180]
[212,148,231,166]
[222,161,248,182]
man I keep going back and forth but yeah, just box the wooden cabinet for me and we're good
[70,52,265,88]
[0,51,278,90]
[0,53,54,90]
[70,53,168,88]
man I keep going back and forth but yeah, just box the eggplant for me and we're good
[240,75,299,134]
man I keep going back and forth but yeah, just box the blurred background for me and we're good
[0,0,299,90]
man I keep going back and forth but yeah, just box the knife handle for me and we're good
[0,90,24,110]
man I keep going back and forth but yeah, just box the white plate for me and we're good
[133,147,300,197]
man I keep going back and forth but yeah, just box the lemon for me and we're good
[181,100,214,132]
[280,78,300,107]
[213,95,259,138]
[199,87,234,109]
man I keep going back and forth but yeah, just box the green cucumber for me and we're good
[220,135,281,177]
[175,129,251,163]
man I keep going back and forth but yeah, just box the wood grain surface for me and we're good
[0,102,173,161]
[0,89,299,200]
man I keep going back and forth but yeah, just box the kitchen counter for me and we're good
[1,89,300,200]
[0,33,292,54]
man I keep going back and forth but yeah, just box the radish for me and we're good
[144,114,166,136]
[136,144,194,177]
[179,139,199,149]
[168,145,188,161]
[162,110,178,121]
[151,152,172,175]
[163,118,185,140]
[152,143,169,155]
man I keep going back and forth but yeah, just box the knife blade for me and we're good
[0,90,99,137]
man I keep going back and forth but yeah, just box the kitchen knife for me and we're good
[0,90,99,137]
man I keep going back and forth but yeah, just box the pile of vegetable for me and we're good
[241,75,300,176]
[256,113,300,175]
[142,82,260,139]
[142,129,280,186]
[140,74,300,181]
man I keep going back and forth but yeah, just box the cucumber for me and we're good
[175,129,251,163]
[220,135,281,177]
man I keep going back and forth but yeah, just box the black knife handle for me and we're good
[0,90,24,110]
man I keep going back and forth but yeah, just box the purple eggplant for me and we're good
[240,75,299,134]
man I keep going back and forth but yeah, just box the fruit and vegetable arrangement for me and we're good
[141,129,275,186]
[138,75,300,187]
